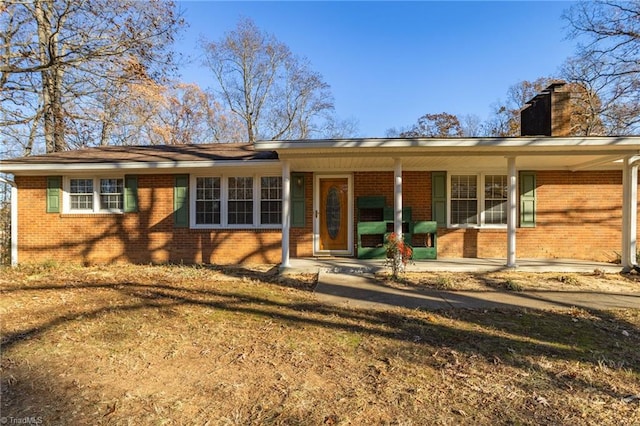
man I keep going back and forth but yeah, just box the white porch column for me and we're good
[394,158,403,237]
[506,156,517,268]
[621,156,638,271]
[281,160,291,269]
[11,184,18,266]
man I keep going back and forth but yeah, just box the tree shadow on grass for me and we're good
[1,271,639,423]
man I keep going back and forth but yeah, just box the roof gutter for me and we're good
[0,159,281,174]
[255,136,640,151]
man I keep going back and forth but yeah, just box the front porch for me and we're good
[285,257,625,274]
[257,138,640,271]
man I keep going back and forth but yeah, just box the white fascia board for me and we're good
[255,136,640,151]
[0,159,281,175]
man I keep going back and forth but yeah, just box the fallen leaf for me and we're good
[324,414,338,425]
[104,402,117,417]
[452,408,467,417]
[535,395,550,407]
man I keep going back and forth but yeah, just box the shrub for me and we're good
[504,279,523,292]
[385,232,413,280]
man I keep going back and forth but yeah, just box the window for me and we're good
[67,177,124,213]
[451,175,477,225]
[195,177,221,225]
[484,175,508,225]
[191,174,282,228]
[100,178,123,211]
[260,176,282,225]
[450,174,507,226]
[70,178,94,210]
[228,177,253,225]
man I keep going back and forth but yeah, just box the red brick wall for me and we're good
[14,169,637,265]
[518,170,623,261]
[16,175,281,265]
[354,170,634,262]
[437,170,629,262]
[353,171,431,222]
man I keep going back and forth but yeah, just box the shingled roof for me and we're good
[1,143,277,165]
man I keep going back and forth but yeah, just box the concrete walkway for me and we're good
[315,270,640,311]
[286,258,640,311]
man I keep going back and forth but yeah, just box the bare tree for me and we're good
[99,76,247,145]
[558,63,607,136]
[1,0,184,154]
[400,112,463,138]
[563,0,640,134]
[385,126,412,138]
[319,115,360,139]
[482,104,513,138]
[460,114,484,137]
[201,18,336,143]
[142,83,245,145]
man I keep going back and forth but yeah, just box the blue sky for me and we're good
[176,1,577,137]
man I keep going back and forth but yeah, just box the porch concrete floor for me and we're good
[286,257,624,274]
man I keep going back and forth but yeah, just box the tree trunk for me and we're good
[52,63,65,151]
[35,0,65,153]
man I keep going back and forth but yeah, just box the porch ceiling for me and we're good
[284,153,626,173]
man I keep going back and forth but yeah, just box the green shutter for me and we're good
[46,176,61,213]
[123,176,138,213]
[174,175,189,228]
[291,173,305,227]
[520,171,536,227]
[431,171,447,227]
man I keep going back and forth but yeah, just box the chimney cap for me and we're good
[524,81,567,105]
[524,93,545,106]
[546,81,567,90]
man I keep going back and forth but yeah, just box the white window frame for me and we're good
[194,176,222,226]
[227,176,255,226]
[63,176,125,214]
[260,176,283,226]
[448,172,508,229]
[99,178,125,211]
[483,174,509,226]
[190,173,282,229]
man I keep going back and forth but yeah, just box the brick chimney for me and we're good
[520,82,571,137]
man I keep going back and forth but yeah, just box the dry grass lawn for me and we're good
[1,263,639,425]
[384,268,640,292]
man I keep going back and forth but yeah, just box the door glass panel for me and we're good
[326,186,341,239]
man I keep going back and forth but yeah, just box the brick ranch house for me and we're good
[2,83,640,271]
